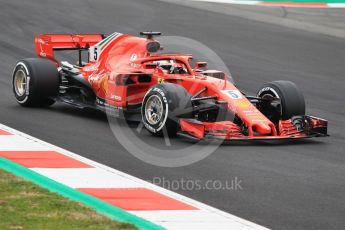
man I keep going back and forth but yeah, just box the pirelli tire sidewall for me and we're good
[142,86,169,136]
[12,58,59,107]
[141,83,192,137]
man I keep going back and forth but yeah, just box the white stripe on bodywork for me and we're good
[91,32,123,61]
[94,32,118,48]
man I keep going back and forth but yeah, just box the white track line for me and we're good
[189,0,345,8]
[33,168,144,188]
[0,135,49,151]
[0,124,269,230]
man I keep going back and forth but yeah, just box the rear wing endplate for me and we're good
[34,34,105,65]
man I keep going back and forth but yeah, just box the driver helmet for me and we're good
[154,60,175,73]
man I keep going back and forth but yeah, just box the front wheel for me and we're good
[257,80,305,120]
[141,83,193,137]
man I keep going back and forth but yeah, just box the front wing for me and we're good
[177,115,328,142]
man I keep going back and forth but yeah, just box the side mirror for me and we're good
[144,63,157,69]
[195,61,207,69]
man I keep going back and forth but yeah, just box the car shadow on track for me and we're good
[48,105,327,147]
[50,105,107,121]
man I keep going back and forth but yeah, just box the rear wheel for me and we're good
[141,83,192,137]
[12,58,60,107]
[257,80,305,120]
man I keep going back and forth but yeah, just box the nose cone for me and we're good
[254,123,272,135]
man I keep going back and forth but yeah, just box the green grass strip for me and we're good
[0,157,165,230]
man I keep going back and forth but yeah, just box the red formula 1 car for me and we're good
[12,32,328,141]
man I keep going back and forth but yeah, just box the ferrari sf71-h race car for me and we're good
[12,32,328,141]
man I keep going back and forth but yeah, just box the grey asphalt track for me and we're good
[1,0,345,229]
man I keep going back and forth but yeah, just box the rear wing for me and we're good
[34,34,105,65]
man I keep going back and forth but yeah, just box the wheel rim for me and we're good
[261,93,277,99]
[14,69,27,97]
[145,95,164,125]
